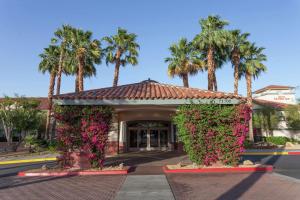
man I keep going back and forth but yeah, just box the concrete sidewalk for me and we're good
[116,175,174,200]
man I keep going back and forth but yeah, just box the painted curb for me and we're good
[18,168,129,177]
[0,157,57,165]
[242,152,300,156]
[163,165,273,174]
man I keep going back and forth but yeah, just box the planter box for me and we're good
[163,165,273,174]
[18,167,130,177]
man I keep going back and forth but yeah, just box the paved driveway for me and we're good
[0,175,125,200]
[167,172,300,200]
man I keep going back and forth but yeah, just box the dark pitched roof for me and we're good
[254,85,294,94]
[54,80,243,100]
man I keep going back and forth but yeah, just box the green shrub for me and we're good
[24,135,48,153]
[47,141,58,153]
[243,140,253,149]
[265,136,298,145]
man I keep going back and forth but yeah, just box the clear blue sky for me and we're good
[0,0,299,97]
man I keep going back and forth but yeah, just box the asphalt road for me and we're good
[1,155,300,179]
[242,155,300,179]
[0,161,56,178]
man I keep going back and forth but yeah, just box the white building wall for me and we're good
[253,88,296,104]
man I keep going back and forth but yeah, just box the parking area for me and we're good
[167,172,300,200]
[1,152,300,199]
[0,175,126,200]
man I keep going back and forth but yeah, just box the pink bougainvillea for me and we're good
[54,106,112,169]
[173,104,251,166]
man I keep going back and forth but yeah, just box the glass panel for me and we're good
[139,129,147,148]
[129,130,138,148]
[160,130,168,147]
[127,121,169,128]
[150,130,159,147]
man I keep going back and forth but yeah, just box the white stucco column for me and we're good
[119,121,125,143]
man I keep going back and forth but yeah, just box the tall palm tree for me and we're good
[51,25,73,95]
[102,28,139,87]
[66,50,97,92]
[38,45,60,140]
[70,28,102,92]
[240,43,267,141]
[165,38,204,87]
[200,46,227,91]
[193,15,229,91]
[228,30,250,95]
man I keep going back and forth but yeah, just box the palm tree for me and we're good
[38,45,60,140]
[240,43,267,141]
[228,30,250,95]
[165,38,204,87]
[66,50,97,92]
[102,28,139,87]
[52,25,73,95]
[193,15,229,91]
[70,28,102,92]
[200,46,227,91]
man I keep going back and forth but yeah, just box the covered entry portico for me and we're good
[54,79,242,155]
[116,105,177,152]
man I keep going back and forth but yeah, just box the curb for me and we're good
[18,168,129,177]
[242,152,300,156]
[0,157,57,165]
[163,165,273,174]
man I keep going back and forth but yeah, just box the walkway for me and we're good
[116,175,174,200]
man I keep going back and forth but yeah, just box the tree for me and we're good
[38,45,60,139]
[227,30,250,95]
[193,15,229,91]
[70,28,102,92]
[284,105,300,129]
[165,38,204,87]
[0,97,41,151]
[52,25,73,95]
[240,43,267,141]
[103,28,139,87]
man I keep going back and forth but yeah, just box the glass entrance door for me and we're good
[128,128,169,151]
[149,130,159,149]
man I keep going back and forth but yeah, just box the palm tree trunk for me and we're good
[75,76,79,92]
[246,71,254,141]
[78,55,84,92]
[182,73,189,87]
[207,47,215,91]
[213,72,217,91]
[113,49,122,87]
[56,49,64,95]
[45,71,56,140]
[233,50,240,95]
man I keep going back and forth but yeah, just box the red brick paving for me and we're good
[0,175,126,200]
[167,172,300,200]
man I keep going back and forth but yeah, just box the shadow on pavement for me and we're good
[216,151,283,200]
[0,175,76,190]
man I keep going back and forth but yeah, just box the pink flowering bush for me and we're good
[173,104,251,166]
[54,106,112,169]
[81,107,112,168]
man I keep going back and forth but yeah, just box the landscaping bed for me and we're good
[18,165,130,177]
[163,163,273,173]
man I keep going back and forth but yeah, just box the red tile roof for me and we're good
[254,85,294,94]
[253,99,289,109]
[0,97,48,110]
[54,80,242,100]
